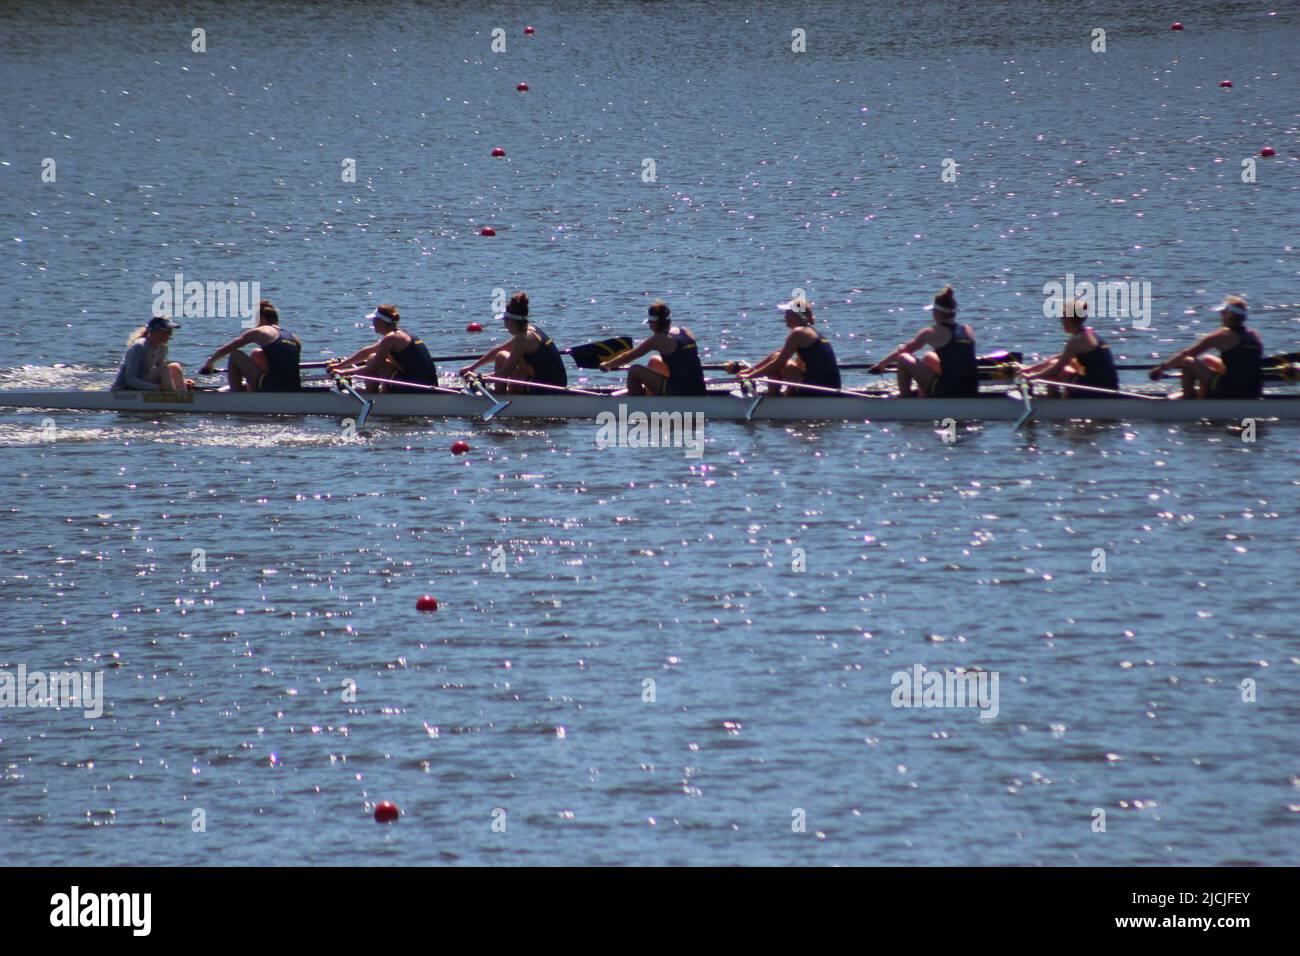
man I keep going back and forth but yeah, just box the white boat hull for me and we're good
[1,387,1296,422]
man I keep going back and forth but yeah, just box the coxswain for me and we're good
[199,300,302,391]
[113,316,190,392]
[870,285,979,397]
[1148,296,1262,399]
[738,298,841,395]
[599,300,707,396]
[458,292,568,394]
[331,304,439,392]
[1022,299,1119,396]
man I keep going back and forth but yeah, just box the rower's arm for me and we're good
[333,342,380,370]
[330,343,379,374]
[746,332,803,378]
[1152,331,1225,373]
[463,341,511,375]
[201,330,259,371]
[353,334,400,375]
[118,341,161,390]
[496,333,530,378]
[601,337,654,371]
[1024,342,1078,380]
[871,330,930,371]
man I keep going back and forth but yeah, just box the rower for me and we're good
[599,300,707,396]
[330,304,438,392]
[1149,295,1263,399]
[1022,299,1119,396]
[738,297,841,395]
[198,300,301,391]
[458,292,568,394]
[870,285,979,397]
[113,316,191,392]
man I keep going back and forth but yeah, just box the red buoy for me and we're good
[516,82,529,92]
[1171,22,1183,31]
[491,147,506,157]
[451,441,471,456]
[524,26,535,35]
[1219,79,1232,88]
[466,321,484,332]
[1260,146,1276,157]
[480,226,496,236]
[415,595,439,612]
[374,801,400,823]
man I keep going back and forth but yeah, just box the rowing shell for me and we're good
[1,387,1297,421]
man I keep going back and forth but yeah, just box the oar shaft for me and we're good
[478,374,605,396]
[1030,379,1159,400]
[343,373,464,396]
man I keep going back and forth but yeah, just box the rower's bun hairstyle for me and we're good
[376,304,400,323]
[648,299,671,327]
[934,285,957,313]
[508,292,529,320]
[1062,298,1088,322]
[260,300,279,325]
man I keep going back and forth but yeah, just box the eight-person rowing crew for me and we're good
[113,288,1272,401]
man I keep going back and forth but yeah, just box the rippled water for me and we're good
[1,0,1298,865]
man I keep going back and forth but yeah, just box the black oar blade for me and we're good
[567,337,634,369]
[976,350,1023,366]
[976,351,1023,381]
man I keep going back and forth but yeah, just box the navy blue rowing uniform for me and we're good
[1208,327,1263,398]
[930,323,979,397]
[521,326,567,392]
[662,328,707,396]
[388,332,439,392]
[1076,334,1119,392]
[795,333,841,391]
[259,328,301,391]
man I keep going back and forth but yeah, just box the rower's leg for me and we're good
[1179,356,1217,398]
[227,350,262,391]
[894,354,917,396]
[1051,371,1077,398]
[492,351,514,394]
[165,362,186,391]
[777,359,805,397]
[904,354,940,397]
[627,365,667,396]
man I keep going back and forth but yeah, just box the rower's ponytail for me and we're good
[127,326,149,344]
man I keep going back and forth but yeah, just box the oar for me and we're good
[564,337,636,369]
[447,337,635,369]
[477,374,606,396]
[1114,351,1300,371]
[1010,382,1035,430]
[333,376,373,431]
[342,371,512,419]
[460,373,512,420]
[744,376,889,399]
[699,351,1025,374]
[343,373,465,396]
[1027,379,1161,400]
